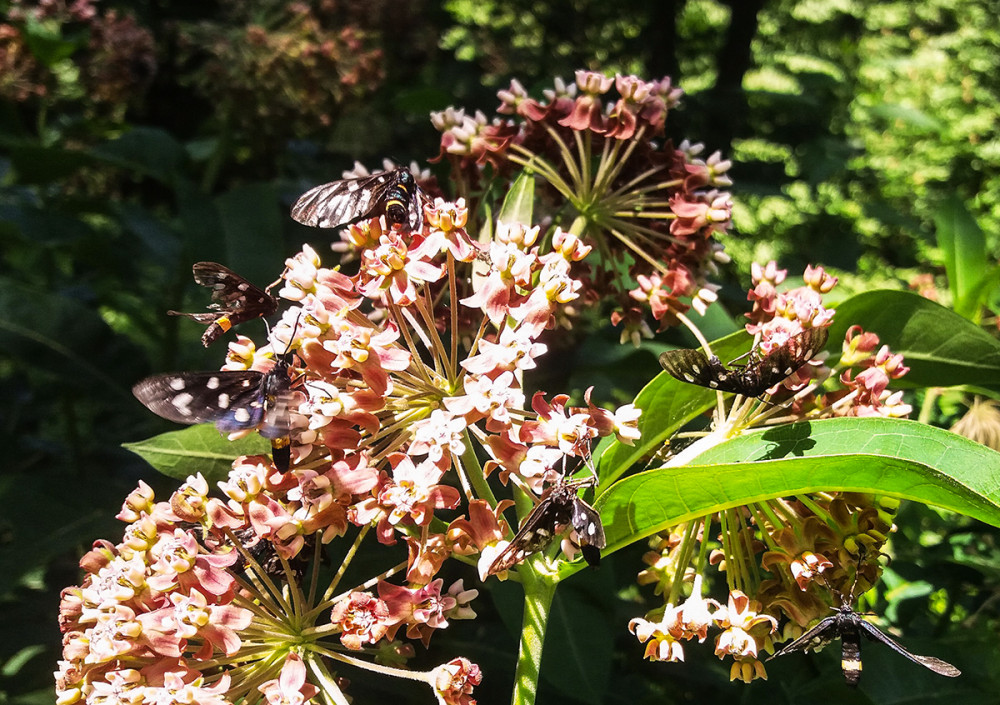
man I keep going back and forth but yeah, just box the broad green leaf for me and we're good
[498,171,535,226]
[592,418,1000,558]
[123,425,270,481]
[89,127,186,183]
[935,195,988,319]
[4,141,93,183]
[829,290,1000,389]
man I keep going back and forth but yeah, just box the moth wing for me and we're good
[658,348,716,387]
[570,498,606,550]
[752,326,830,392]
[486,499,571,576]
[133,371,263,426]
[406,184,426,232]
[190,262,277,315]
[291,172,389,229]
[767,616,840,659]
[855,620,961,677]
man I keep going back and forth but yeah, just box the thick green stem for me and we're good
[510,565,558,705]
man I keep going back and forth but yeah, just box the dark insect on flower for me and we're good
[658,327,829,398]
[291,167,425,232]
[168,262,278,347]
[230,527,311,582]
[487,477,606,576]
[767,601,961,685]
[132,356,296,471]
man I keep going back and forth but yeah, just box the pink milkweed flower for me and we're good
[431,657,483,705]
[258,653,319,704]
[330,592,391,650]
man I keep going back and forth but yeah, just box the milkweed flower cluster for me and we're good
[431,70,733,344]
[57,178,639,701]
[629,262,912,681]
[55,66,921,699]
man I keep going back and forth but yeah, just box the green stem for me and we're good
[567,214,587,237]
[461,428,497,506]
[510,564,558,705]
[918,387,940,425]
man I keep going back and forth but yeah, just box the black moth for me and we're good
[132,356,296,471]
[168,262,278,347]
[487,477,606,576]
[658,326,829,398]
[767,602,961,685]
[291,167,424,233]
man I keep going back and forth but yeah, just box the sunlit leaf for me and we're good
[123,425,270,481]
[592,418,1000,560]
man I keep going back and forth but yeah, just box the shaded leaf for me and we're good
[828,290,1000,389]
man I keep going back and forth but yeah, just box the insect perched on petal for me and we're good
[767,601,961,685]
[658,327,829,398]
[291,167,425,232]
[168,262,278,347]
[487,476,606,576]
[132,356,297,471]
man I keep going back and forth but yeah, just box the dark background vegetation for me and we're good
[2,0,998,702]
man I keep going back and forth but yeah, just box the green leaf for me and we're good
[540,578,614,703]
[596,331,768,485]
[498,171,535,226]
[594,418,1000,555]
[867,103,944,133]
[829,289,1000,389]
[89,127,186,182]
[1,645,45,676]
[21,16,83,66]
[123,425,270,481]
[935,195,989,319]
[4,141,93,183]
[0,277,144,393]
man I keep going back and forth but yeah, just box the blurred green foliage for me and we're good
[2,0,999,701]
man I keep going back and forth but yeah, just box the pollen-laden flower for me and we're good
[331,592,391,650]
[357,230,446,306]
[629,604,687,662]
[431,657,483,705]
[259,653,319,704]
[379,579,459,647]
[353,454,461,545]
[715,590,778,664]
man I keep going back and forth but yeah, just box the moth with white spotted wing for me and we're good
[168,262,278,346]
[767,601,961,685]
[658,327,829,398]
[132,356,296,470]
[291,167,425,232]
[486,476,606,576]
